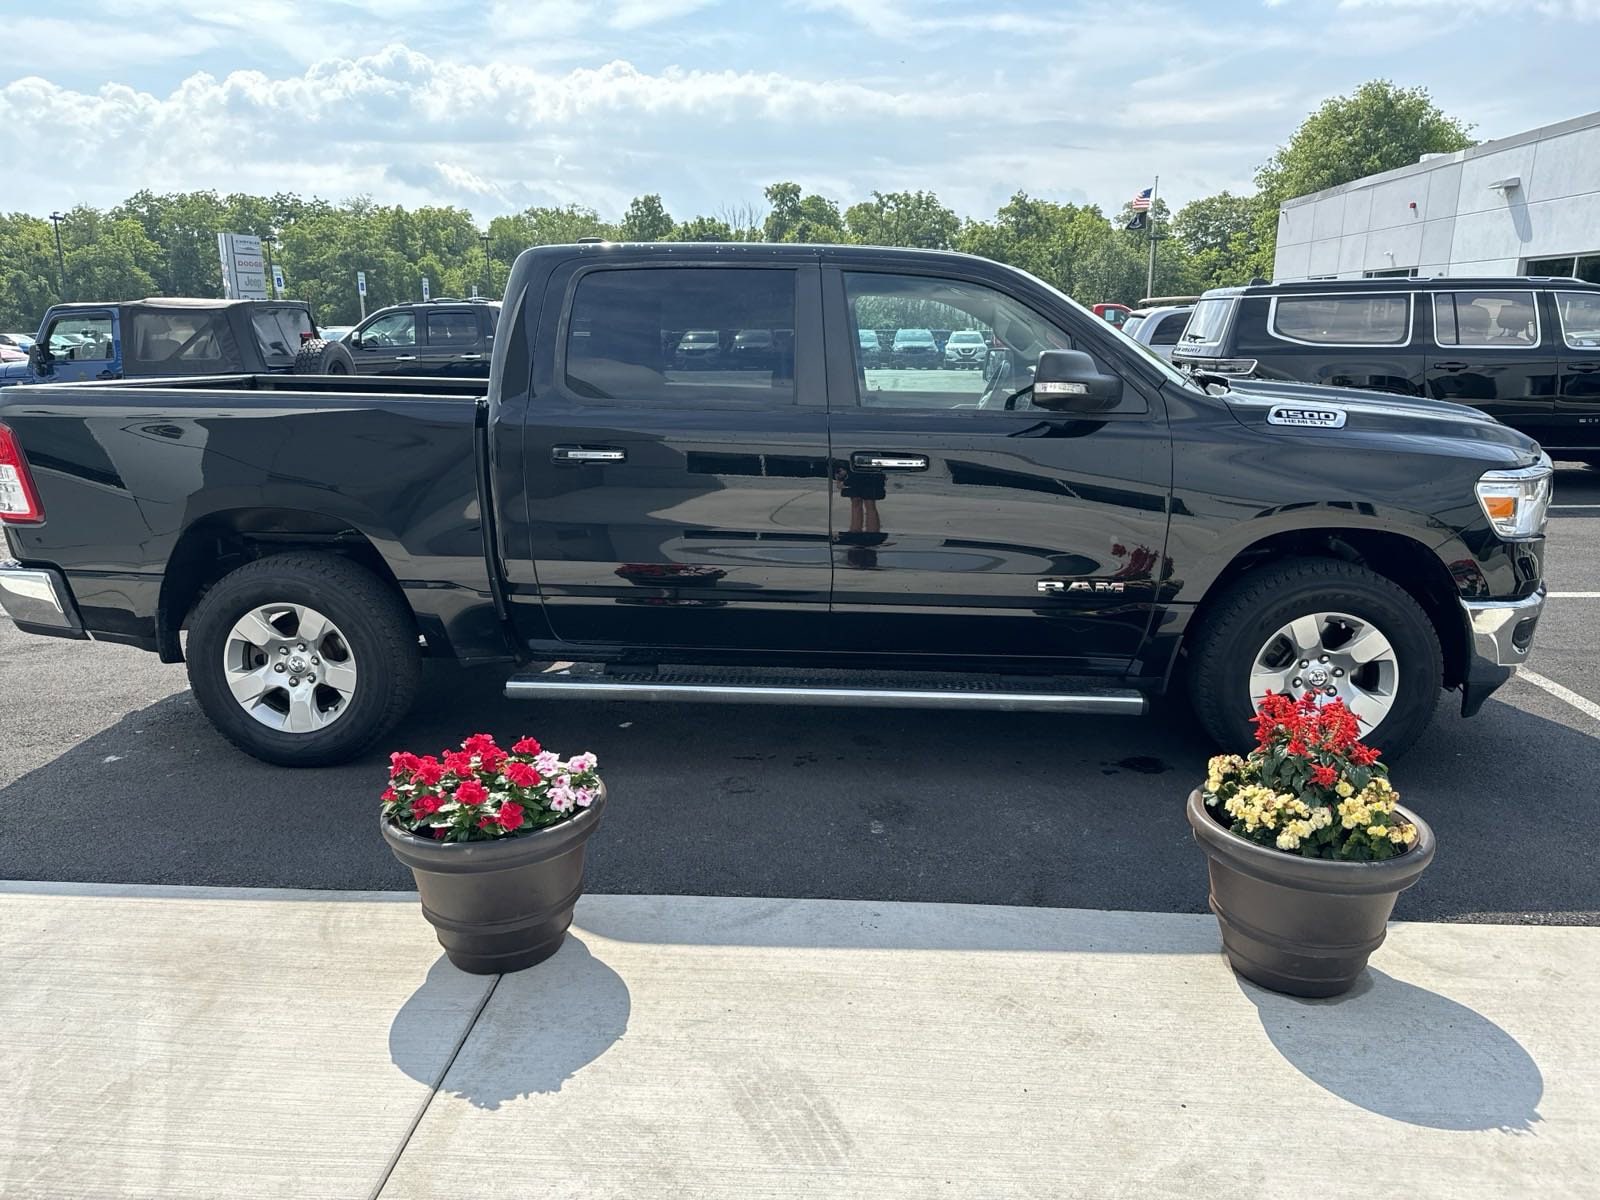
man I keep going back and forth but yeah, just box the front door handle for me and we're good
[1433,361,1469,371]
[395,354,417,361]
[552,445,626,464]
[851,452,928,470]
[456,353,483,361]
[1568,362,1600,374]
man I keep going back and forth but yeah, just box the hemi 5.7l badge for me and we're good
[1267,405,1347,429]
[1038,580,1125,594]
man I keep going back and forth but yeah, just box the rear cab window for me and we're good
[1269,294,1411,346]
[563,267,797,404]
[252,307,314,367]
[125,308,244,374]
[1150,312,1190,346]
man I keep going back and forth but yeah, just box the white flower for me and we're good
[547,790,575,813]
[568,752,599,773]
[574,786,596,808]
[534,751,562,775]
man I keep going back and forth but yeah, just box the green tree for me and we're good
[1169,191,1260,289]
[620,194,675,241]
[762,182,843,243]
[843,190,959,249]
[56,207,160,303]
[670,215,737,242]
[1251,80,1474,276]
[0,214,60,330]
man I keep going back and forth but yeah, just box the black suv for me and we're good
[1172,277,1600,459]
[345,298,499,379]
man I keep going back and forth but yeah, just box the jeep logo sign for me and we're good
[1267,405,1347,429]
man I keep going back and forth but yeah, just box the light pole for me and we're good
[264,234,281,298]
[481,232,491,297]
[48,211,67,300]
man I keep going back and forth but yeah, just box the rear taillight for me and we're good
[0,422,44,524]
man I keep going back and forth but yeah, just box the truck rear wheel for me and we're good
[291,338,355,375]
[185,553,420,767]
[1187,558,1442,760]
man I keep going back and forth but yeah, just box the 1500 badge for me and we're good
[1267,405,1347,429]
[1038,580,1125,594]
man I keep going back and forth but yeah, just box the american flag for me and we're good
[1130,187,1153,212]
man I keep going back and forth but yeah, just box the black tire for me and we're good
[1187,558,1442,760]
[185,553,420,767]
[292,338,355,375]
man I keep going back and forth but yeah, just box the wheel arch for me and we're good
[157,508,407,663]
[1186,527,1467,689]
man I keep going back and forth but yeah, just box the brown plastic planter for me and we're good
[383,783,607,974]
[1187,788,1434,998]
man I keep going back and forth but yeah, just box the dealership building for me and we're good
[1272,109,1600,283]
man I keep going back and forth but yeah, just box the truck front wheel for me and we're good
[1187,559,1442,760]
[185,553,420,767]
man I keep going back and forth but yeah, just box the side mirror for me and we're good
[348,332,364,348]
[1032,349,1122,412]
[26,342,52,377]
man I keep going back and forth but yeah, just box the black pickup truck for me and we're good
[0,243,1549,765]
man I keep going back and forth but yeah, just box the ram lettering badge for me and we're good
[1038,580,1125,594]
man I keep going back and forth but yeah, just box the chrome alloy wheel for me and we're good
[222,603,358,733]
[1249,611,1399,732]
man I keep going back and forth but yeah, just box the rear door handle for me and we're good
[1433,361,1469,371]
[457,353,483,361]
[1568,362,1600,374]
[395,354,417,361]
[552,445,626,464]
[851,452,928,470]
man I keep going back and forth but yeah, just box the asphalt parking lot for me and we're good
[3,464,1599,925]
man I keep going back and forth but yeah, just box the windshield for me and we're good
[1181,297,1235,345]
[895,329,934,345]
[682,331,718,344]
[949,330,983,343]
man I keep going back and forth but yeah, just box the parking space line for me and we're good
[1549,592,1600,598]
[1551,504,1600,510]
[1516,669,1600,726]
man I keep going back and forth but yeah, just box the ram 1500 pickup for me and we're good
[0,243,1549,765]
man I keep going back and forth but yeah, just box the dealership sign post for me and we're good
[217,233,268,300]
[271,264,286,298]
[357,270,367,319]
[422,276,430,302]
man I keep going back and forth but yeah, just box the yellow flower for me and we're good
[1402,824,1418,845]
[1335,781,1355,798]
[1366,825,1387,839]
[1388,827,1408,844]
[1276,828,1302,850]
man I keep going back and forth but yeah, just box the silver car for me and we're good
[943,329,990,369]
[1123,305,1192,362]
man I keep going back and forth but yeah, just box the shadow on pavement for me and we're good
[1241,969,1543,1131]
[390,937,630,1110]
[0,660,1596,924]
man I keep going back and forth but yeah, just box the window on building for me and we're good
[1555,292,1600,349]
[1526,254,1600,286]
[1363,268,1419,279]
[1270,294,1411,345]
[1434,291,1540,348]
[564,267,796,403]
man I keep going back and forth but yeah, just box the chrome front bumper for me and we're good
[1462,588,1544,668]
[0,562,85,637]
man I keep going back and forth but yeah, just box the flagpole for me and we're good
[1145,175,1159,300]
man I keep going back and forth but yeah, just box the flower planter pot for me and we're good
[382,783,606,974]
[1186,788,1434,998]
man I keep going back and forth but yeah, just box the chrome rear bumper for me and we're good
[0,562,85,638]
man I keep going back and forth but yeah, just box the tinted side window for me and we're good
[1271,295,1410,345]
[427,311,480,346]
[45,314,114,361]
[1150,313,1188,345]
[127,310,243,372]
[565,268,795,404]
[252,308,313,366]
[1434,291,1539,348]
[1554,292,1600,349]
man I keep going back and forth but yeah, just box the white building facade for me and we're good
[1273,109,1600,284]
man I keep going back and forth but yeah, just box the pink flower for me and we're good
[567,752,599,773]
[574,786,597,808]
[547,790,575,813]
[454,779,489,806]
[534,751,562,775]
[503,761,542,788]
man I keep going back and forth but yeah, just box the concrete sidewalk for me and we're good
[0,884,1594,1199]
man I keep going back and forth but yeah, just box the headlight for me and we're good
[1476,457,1553,539]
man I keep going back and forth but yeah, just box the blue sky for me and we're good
[2,0,1597,224]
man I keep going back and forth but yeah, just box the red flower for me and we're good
[513,736,542,755]
[412,757,445,787]
[477,814,497,830]
[381,786,399,803]
[454,779,489,806]
[389,751,421,779]
[1350,744,1381,766]
[432,828,448,840]
[478,746,508,772]
[441,750,474,776]
[1286,738,1308,757]
[462,733,499,758]
[411,793,443,818]
[504,761,542,788]
[1311,764,1337,787]
[497,801,525,831]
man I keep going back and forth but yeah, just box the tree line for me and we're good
[0,81,1471,332]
